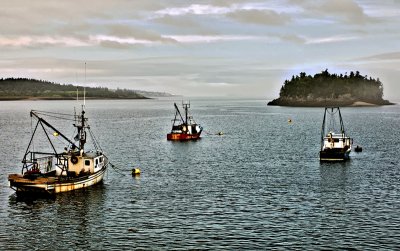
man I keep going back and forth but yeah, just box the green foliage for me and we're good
[279,69,384,101]
[0,78,147,99]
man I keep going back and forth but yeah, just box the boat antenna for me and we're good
[182,101,190,124]
[75,80,78,123]
[84,62,86,108]
[75,71,79,102]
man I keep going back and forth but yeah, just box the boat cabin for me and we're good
[322,132,352,150]
[54,151,106,177]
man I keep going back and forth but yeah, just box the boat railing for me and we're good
[23,156,53,174]
[37,156,53,173]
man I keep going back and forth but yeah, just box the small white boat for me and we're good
[8,108,108,195]
[319,107,353,161]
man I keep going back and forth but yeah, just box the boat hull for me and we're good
[320,149,351,161]
[8,165,107,195]
[167,132,201,141]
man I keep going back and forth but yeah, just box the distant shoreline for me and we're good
[0,96,151,101]
[0,78,175,100]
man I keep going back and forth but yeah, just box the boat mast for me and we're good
[185,104,187,124]
[321,107,327,150]
[77,62,87,151]
[182,101,190,125]
[75,109,87,151]
[337,108,345,135]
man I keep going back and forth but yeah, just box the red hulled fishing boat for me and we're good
[167,102,203,141]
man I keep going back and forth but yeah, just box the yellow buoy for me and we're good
[132,168,141,176]
[288,118,292,124]
[53,132,59,136]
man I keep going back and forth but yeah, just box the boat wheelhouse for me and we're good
[167,102,202,141]
[8,108,108,195]
[319,107,353,161]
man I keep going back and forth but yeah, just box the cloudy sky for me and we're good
[1,0,400,99]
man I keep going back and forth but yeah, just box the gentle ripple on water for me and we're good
[0,99,400,250]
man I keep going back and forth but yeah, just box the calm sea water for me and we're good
[0,98,400,250]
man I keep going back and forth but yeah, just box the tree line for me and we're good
[0,78,146,99]
[279,69,384,101]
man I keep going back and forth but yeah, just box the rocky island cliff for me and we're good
[268,69,392,106]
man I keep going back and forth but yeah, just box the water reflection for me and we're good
[5,183,107,250]
[8,182,107,207]
[318,161,351,215]
[319,162,350,187]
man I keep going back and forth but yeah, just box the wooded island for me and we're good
[268,69,392,106]
[0,78,148,100]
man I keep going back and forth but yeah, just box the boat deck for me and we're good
[8,174,56,185]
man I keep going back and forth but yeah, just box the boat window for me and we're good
[100,157,103,163]
[95,159,98,165]
[85,160,91,166]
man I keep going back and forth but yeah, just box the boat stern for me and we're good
[8,173,55,194]
[319,149,351,161]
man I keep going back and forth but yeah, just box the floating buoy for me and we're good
[217,131,224,136]
[355,145,363,152]
[288,118,292,123]
[128,228,138,233]
[132,168,141,176]
[53,132,59,136]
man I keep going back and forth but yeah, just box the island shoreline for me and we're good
[267,99,394,107]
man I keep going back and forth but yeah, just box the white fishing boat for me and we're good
[319,107,353,161]
[8,107,108,195]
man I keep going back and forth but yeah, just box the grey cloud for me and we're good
[279,34,306,44]
[227,9,291,26]
[106,25,177,43]
[0,0,166,36]
[204,0,257,7]
[290,0,373,25]
[99,41,134,49]
[152,15,220,36]
[154,15,199,28]
[57,23,97,38]
[317,0,372,24]
[355,52,400,62]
